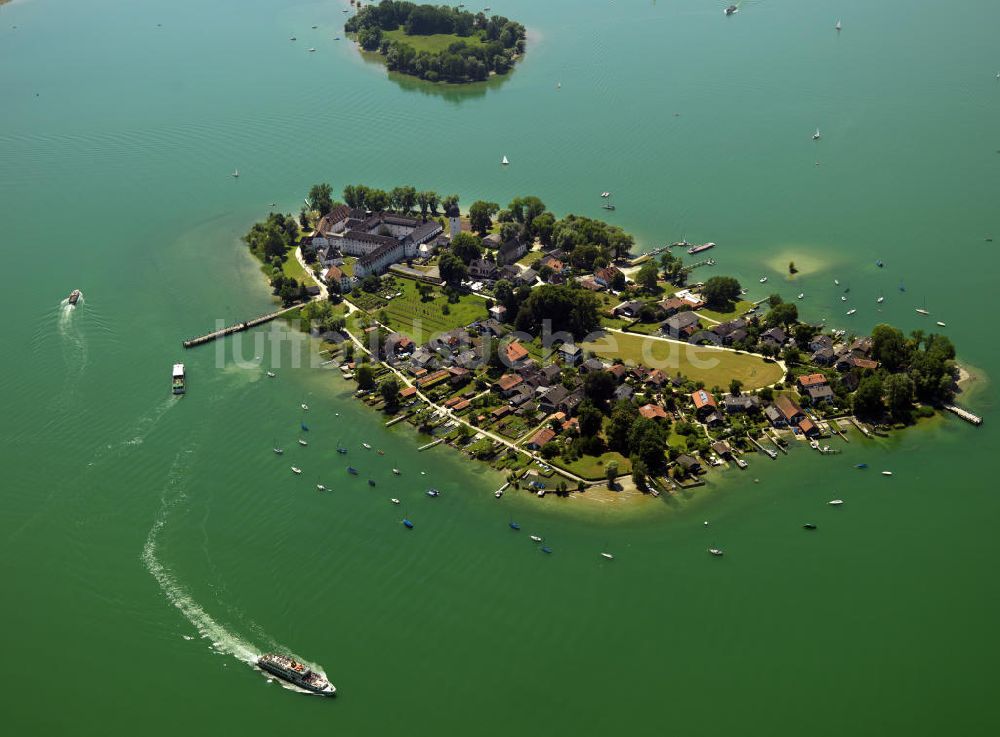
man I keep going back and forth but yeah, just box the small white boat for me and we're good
[828,499,844,506]
[529,535,543,543]
[231,169,240,178]
[266,371,276,377]
[841,295,848,302]
[316,483,327,491]
[936,321,947,327]
[501,155,509,166]
[812,128,822,140]
[835,20,842,31]
[846,309,856,315]
[600,552,614,560]
[390,498,400,505]
[556,82,561,89]
[301,403,309,410]
[759,276,768,283]
[916,308,929,315]
[834,279,840,286]
[298,439,308,446]
[708,548,724,557]
[392,468,401,475]
[362,442,372,449]
[291,466,302,475]
[494,489,503,498]
[289,36,296,41]
[308,47,316,52]
[877,296,884,304]
[273,447,284,455]
[798,293,805,300]
[882,470,893,476]
[311,25,317,29]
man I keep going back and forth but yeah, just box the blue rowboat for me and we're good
[347,466,358,475]
[402,518,414,529]
[509,521,520,530]
[541,546,553,554]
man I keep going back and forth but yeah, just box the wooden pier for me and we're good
[747,433,777,459]
[181,304,301,348]
[943,404,983,426]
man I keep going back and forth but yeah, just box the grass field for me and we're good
[378,277,487,340]
[281,248,310,283]
[582,331,783,391]
[552,451,632,481]
[697,299,756,323]
[383,29,484,54]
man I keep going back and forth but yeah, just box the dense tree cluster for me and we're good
[701,276,742,311]
[513,283,601,339]
[243,212,297,265]
[549,214,635,262]
[342,183,456,220]
[346,1,526,83]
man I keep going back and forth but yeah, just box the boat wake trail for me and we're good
[141,449,326,693]
[141,448,259,667]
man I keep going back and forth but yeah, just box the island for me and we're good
[345,1,526,83]
[240,183,975,500]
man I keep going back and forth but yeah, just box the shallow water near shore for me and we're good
[2,0,999,734]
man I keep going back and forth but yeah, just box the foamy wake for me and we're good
[141,450,328,692]
[142,449,259,666]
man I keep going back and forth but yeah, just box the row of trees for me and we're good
[339,183,459,219]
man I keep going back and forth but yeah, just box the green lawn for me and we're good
[378,277,487,340]
[697,300,756,323]
[383,29,484,54]
[552,451,632,481]
[582,331,783,391]
[281,248,310,283]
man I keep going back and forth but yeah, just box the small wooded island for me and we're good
[346,1,526,83]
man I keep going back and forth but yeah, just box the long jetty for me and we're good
[943,404,983,426]
[182,304,300,348]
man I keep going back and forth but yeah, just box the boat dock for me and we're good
[747,433,777,459]
[385,415,408,427]
[943,404,983,426]
[418,438,444,451]
[182,304,301,348]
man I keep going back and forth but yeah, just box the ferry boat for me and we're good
[257,653,335,696]
[171,363,186,395]
[67,289,82,306]
[687,242,716,255]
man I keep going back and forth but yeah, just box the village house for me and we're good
[488,305,507,322]
[613,384,634,402]
[557,343,583,366]
[772,395,806,426]
[482,233,503,249]
[723,394,761,413]
[691,389,718,418]
[494,373,524,397]
[504,340,530,367]
[645,369,669,389]
[612,300,644,319]
[594,265,624,289]
[674,289,706,309]
[798,417,820,437]
[759,327,788,350]
[526,427,556,450]
[322,264,353,293]
[711,440,734,459]
[323,212,443,278]
[579,358,607,374]
[712,319,748,346]
[578,277,604,292]
[607,363,628,382]
[638,403,668,420]
[497,238,527,265]
[676,454,703,474]
[658,297,688,317]
[468,258,499,281]
[661,311,702,340]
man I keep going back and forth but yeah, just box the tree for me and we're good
[493,279,516,313]
[416,190,431,218]
[884,373,914,421]
[636,261,659,292]
[765,302,799,327]
[380,377,400,411]
[451,231,482,264]
[508,195,546,228]
[513,284,601,339]
[729,379,743,396]
[576,399,604,438]
[438,251,467,288]
[356,364,376,391]
[607,401,634,453]
[307,183,334,215]
[532,212,556,246]
[871,324,910,373]
[469,200,500,235]
[606,461,619,489]
[583,371,616,410]
[366,188,389,213]
[701,276,742,311]
[631,457,648,490]
[441,194,460,215]
[853,374,884,418]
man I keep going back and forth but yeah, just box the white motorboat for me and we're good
[759,276,767,283]
[494,489,503,498]
[308,47,316,52]
[289,36,296,41]
[301,403,309,410]
[298,439,308,446]
[846,309,856,315]
[529,535,543,543]
[882,470,893,476]
[362,442,372,449]
[877,296,884,304]
[798,293,805,299]
[936,321,946,327]
[231,169,240,178]
[828,499,844,505]
[600,552,614,560]
[916,308,929,315]
[812,128,822,140]
[392,468,401,475]
[273,447,284,455]
[291,466,302,475]
[390,498,400,505]
[834,279,840,286]
[266,371,276,377]
[501,155,509,166]
[835,20,842,31]
[708,548,724,557]
[841,295,847,302]
[316,483,327,491]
